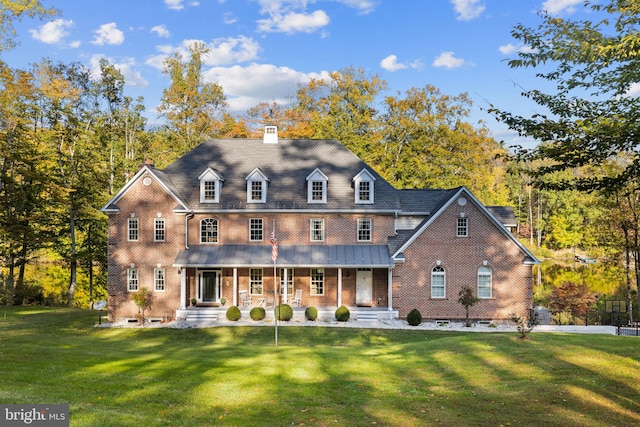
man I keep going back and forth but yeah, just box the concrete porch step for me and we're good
[186,311,218,321]
[356,312,379,322]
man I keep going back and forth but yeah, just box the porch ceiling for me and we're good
[173,244,394,268]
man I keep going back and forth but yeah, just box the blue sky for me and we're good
[2,0,605,148]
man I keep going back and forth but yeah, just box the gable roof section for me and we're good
[160,138,400,212]
[391,187,539,265]
[100,165,190,214]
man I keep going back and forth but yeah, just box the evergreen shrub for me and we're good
[250,306,266,321]
[226,306,241,321]
[335,305,350,322]
[305,306,318,321]
[407,308,422,326]
[275,303,293,321]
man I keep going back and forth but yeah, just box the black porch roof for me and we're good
[173,244,394,268]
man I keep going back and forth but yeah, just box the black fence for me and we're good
[618,324,640,336]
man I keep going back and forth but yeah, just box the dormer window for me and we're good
[306,168,328,204]
[198,168,224,203]
[353,169,375,204]
[246,168,269,203]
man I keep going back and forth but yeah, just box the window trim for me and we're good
[310,218,325,242]
[198,168,224,204]
[306,168,328,204]
[200,218,219,244]
[279,268,294,296]
[154,217,165,242]
[478,266,492,299]
[246,168,269,204]
[250,268,263,295]
[353,169,375,204]
[154,268,166,292]
[127,267,139,292]
[431,265,446,299]
[357,218,372,242]
[127,217,139,242]
[249,218,263,242]
[457,217,468,237]
[310,268,324,295]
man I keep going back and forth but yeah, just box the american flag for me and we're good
[270,231,278,262]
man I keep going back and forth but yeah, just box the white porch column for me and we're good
[337,267,343,307]
[233,268,238,306]
[180,268,186,309]
[387,268,393,320]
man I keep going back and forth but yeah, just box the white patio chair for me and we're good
[239,290,252,307]
[289,289,302,307]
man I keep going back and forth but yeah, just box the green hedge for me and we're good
[407,308,422,326]
[275,304,293,321]
[305,306,318,321]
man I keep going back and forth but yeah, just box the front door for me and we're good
[200,270,221,303]
[356,268,373,306]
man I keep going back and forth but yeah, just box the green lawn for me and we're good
[0,307,639,426]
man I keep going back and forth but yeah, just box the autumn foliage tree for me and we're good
[548,281,597,324]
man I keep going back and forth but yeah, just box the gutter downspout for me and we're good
[185,212,194,250]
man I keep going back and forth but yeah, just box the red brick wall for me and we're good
[392,197,533,321]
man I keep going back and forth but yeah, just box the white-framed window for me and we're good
[431,266,446,298]
[478,266,492,298]
[353,169,375,204]
[250,218,263,241]
[127,267,138,292]
[199,168,224,203]
[310,268,324,295]
[279,268,294,295]
[128,217,139,241]
[357,218,372,242]
[154,268,165,292]
[154,218,165,242]
[200,218,218,243]
[250,268,263,295]
[246,168,269,203]
[306,168,328,204]
[457,217,468,237]
[310,218,324,241]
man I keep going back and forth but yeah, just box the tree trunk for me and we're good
[67,208,77,307]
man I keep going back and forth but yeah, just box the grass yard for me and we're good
[0,307,639,426]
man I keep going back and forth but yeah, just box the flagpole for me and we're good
[271,223,278,347]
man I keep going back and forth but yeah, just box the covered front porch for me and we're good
[172,244,398,319]
[175,305,399,322]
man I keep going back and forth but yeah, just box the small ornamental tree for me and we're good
[407,309,422,326]
[131,287,152,326]
[548,281,597,325]
[511,311,538,339]
[458,286,480,327]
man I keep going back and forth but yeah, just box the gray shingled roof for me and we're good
[486,206,517,227]
[173,244,394,268]
[159,138,401,212]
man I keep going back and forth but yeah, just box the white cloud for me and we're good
[335,0,377,14]
[450,0,485,21]
[432,51,466,69]
[202,63,330,112]
[165,0,184,10]
[625,82,640,98]
[257,10,330,34]
[145,36,261,70]
[541,0,583,14]
[69,40,81,48]
[29,19,73,44]
[89,54,148,88]
[498,43,536,55]
[151,25,170,38]
[380,54,422,72]
[92,23,125,46]
[223,12,238,25]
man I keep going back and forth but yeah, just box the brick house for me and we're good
[101,126,538,323]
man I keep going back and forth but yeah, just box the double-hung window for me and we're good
[199,168,224,203]
[310,219,324,241]
[250,268,263,295]
[154,218,165,242]
[246,168,268,203]
[127,268,138,292]
[279,268,294,296]
[306,168,328,203]
[457,217,468,237]
[310,268,324,295]
[353,169,375,204]
[431,266,446,298]
[250,218,263,241]
[478,266,492,298]
[128,218,139,241]
[357,218,372,242]
[154,268,165,291]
